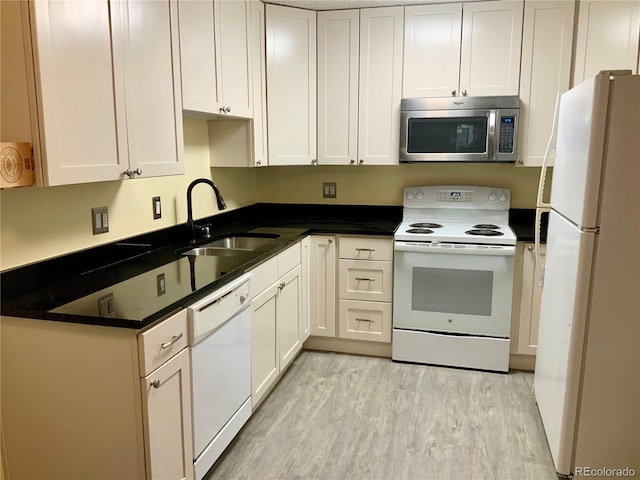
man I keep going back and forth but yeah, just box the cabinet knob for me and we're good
[278,282,286,290]
[328,238,333,244]
[350,159,355,164]
[225,106,231,113]
[219,107,226,114]
[151,380,161,389]
[517,159,524,165]
[462,90,468,96]
[451,90,457,96]
[358,159,364,165]
[528,245,533,251]
[256,160,262,166]
[311,159,318,166]
[124,168,142,178]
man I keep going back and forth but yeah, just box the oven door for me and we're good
[393,241,515,337]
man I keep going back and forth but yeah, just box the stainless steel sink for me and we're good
[181,234,280,256]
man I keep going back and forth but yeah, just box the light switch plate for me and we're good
[92,207,108,234]
[323,182,337,198]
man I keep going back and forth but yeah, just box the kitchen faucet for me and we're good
[186,178,227,244]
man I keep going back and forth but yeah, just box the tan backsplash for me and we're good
[0,115,543,271]
[256,163,542,208]
[0,118,257,271]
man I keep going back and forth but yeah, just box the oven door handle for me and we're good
[394,242,516,256]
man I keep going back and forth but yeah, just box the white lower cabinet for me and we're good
[249,241,306,409]
[1,308,192,479]
[511,242,546,360]
[307,235,393,346]
[141,349,193,480]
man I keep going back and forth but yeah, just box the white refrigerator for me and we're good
[534,71,640,477]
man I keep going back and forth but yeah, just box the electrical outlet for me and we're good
[323,182,337,198]
[98,293,115,317]
[91,207,109,234]
[152,196,162,219]
[156,273,166,296]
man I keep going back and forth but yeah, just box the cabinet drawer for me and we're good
[277,242,301,277]
[339,260,392,302]
[250,256,278,297]
[339,236,393,261]
[338,300,391,343]
[138,309,188,377]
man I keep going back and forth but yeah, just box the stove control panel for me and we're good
[403,186,510,210]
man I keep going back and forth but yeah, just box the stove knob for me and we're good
[407,192,415,200]
[499,192,507,202]
[416,191,424,200]
[489,191,497,202]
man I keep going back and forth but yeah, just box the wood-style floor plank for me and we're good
[205,351,558,480]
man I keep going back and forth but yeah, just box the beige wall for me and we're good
[1,117,543,271]
[256,163,542,208]
[0,118,257,271]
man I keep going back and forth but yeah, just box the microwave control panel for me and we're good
[498,116,516,153]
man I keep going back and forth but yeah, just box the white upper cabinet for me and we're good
[117,0,184,179]
[317,10,360,165]
[266,4,317,166]
[24,1,127,186]
[250,0,268,166]
[572,0,640,86]
[403,4,462,98]
[357,6,404,165]
[21,0,183,186]
[518,0,575,167]
[178,0,252,118]
[403,1,523,98]
[215,0,253,118]
[460,0,524,96]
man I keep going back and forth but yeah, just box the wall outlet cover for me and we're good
[323,182,337,198]
[91,207,108,234]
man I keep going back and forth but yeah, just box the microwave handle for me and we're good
[487,110,496,158]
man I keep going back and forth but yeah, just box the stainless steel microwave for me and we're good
[400,96,519,163]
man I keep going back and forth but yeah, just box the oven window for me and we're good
[407,117,488,154]
[411,267,493,316]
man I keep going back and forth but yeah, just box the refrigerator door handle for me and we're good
[535,93,562,287]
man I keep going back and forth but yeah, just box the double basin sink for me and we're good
[180,232,281,257]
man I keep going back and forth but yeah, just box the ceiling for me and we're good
[262,0,471,11]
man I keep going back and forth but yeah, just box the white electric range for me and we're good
[392,186,516,372]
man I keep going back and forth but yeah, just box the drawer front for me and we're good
[338,300,391,343]
[138,309,188,377]
[339,236,393,261]
[250,256,278,297]
[339,260,392,302]
[277,242,301,277]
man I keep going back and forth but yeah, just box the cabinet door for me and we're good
[573,0,640,85]
[178,0,219,114]
[358,7,404,166]
[309,236,337,338]
[26,0,127,185]
[403,4,462,98]
[517,243,545,355]
[277,264,302,371]
[250,0,268,166]
[141,348,193,480]
[300,236,311,343]
[215,0,252,118]
[518,1,574,167]
[317,10,359,165]
[266,5,316,165]
[118,0,184,178]
[251,282,279,408]
[460,0,524,96]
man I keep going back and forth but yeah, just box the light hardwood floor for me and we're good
[206,351,558,480]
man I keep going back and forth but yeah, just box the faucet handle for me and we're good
[196,223,212,238]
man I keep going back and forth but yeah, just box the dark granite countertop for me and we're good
[0,203,543,330]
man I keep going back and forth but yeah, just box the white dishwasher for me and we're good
[188,273,252,480]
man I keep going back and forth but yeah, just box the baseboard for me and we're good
[509,353,536,371]
[303,336,391,358]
